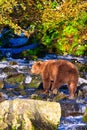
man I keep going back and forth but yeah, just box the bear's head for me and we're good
[31,61,43,74]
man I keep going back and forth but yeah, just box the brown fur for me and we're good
[31,60,79,99]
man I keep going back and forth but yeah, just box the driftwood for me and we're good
[0,99,61,130]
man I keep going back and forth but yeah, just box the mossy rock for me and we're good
[0,80,4,89]
[83,107,87,123]
[0,92,5,103]
[53,92,67,101]
[29,75,42,88]
[75,62,87,77]
[31,93,42,100]
[6,73,25,85]
[9,61,18,65]
[2,66,18,76]
[14,83,26,91]
[0,99,61,130]
[20,90,27,96]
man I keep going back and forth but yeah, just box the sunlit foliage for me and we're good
[0,0,87,55]
[37,0,87,55]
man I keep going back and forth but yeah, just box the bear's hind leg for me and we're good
[68,82,77,99]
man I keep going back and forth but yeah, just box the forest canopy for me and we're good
[0,0,87,56]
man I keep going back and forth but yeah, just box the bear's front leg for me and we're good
[42,78,51,93]
[51,81,62,95]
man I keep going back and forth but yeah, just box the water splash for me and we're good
[59,116,87,130]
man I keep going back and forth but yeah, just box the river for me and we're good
[0,54,87,130]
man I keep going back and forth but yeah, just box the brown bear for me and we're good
[31,60,79,99]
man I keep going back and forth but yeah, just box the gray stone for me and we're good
[0,99,61,130]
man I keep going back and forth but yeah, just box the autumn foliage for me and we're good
[0,0,87,55]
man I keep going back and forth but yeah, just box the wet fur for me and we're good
[31,60,79,99]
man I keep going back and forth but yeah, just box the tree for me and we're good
[0,0,87,55]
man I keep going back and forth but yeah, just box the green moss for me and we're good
[31,94,41,100]
[21,119,25,130]
[53,92,67,101]
[83,108,87,123]
[29,76,42,88]
[12,126,18,130]
[7,74,25,84]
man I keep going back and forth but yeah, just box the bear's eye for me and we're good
[33,66,38,71]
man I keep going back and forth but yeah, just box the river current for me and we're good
[0,54,87,130]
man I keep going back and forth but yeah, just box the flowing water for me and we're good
[59,116,87,130]
[0,54,87,130]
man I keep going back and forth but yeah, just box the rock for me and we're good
[83,107,87,123]
[0,99,61,130]
[77,85,87,98]
[9,61,18,65]
[29,75,42,88]
[6,73,25,86]
[77,77,87,98]
[0,92,5,102]
[0,80,4,89]
[6,91,16,99]
[14,83,25,91]
[53,92,67,101]
[19,90,27,96]
[2,66,18,76]
[31,93,42,100]
[59,100,81,117]
[75,125,87,130]
[78,77,87,85]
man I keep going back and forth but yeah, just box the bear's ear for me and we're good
[37,61,43,66]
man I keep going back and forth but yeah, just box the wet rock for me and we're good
[30,90,48,100]
[0,99,61,130]
[29,75,42,88]
[6,73,25,85]
[16,65,29,73]
[31,93,41,100]
[14,83,26,91]
[74,61,87,79]
[30,90,67,101]
[9,61,18,65]
[53,92,67,101]
[83,107,87,123]
[0,92,5,102]
[3,73,26,93]
[0,80,4,89]
[2,66,18,76]
[6,91,17,99]
[77,85,87,98]
[19,90,27,96]
[59,100,82,117]
[83,72,87,79]
[75,125,87,130]
[77,77,87,98]
[78,78,87,85]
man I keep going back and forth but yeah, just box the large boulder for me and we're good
[0,99,61,130]
[83,107,87,124]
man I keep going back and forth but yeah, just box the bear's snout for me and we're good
[31,69,34,74]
